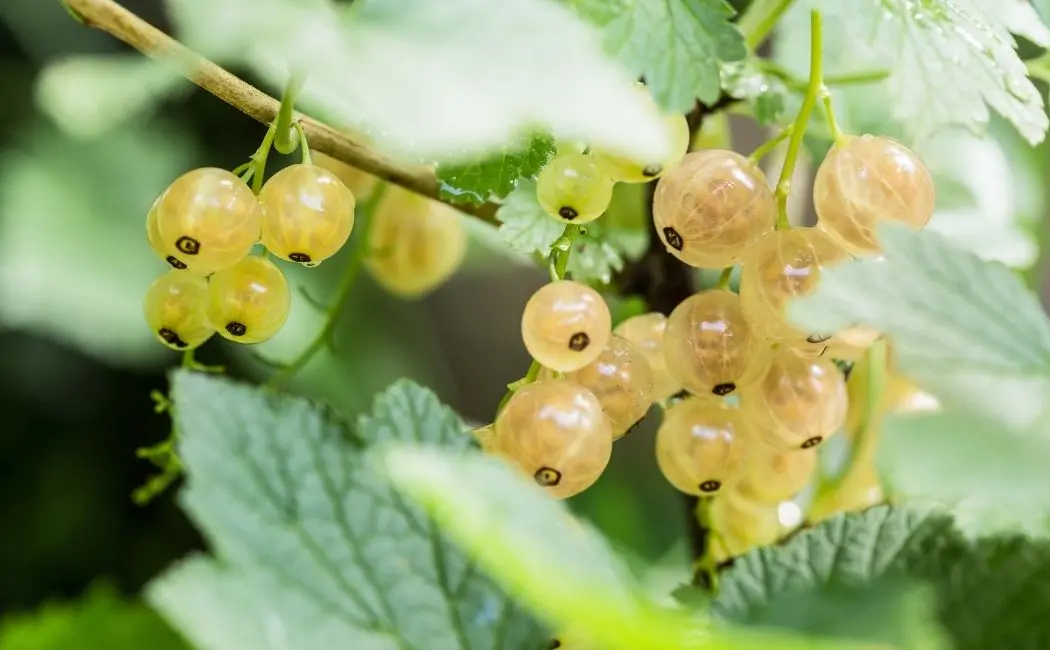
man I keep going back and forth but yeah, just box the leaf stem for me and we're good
[294,121,313,165]
[250,125,277,194]
[274,73,305,155]
[739,0,798,50]
[266,183,389,388]
[714,267,734,291]
[747,125,793,165]
[774,10,824,231]
[824,69,891,86]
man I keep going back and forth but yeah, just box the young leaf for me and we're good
[168,0,672,164]
[712,506,1050,650]
[0,583,188,650]
[437,133,556,205]
[812,0,1048,144]
[567,226,624,285]
[571,0,747,111]
[381,446,871,650]
[719,60,789,125]
[147,373,545,650]
[494,181,565,256]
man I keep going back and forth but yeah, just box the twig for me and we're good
[61,0,497,224]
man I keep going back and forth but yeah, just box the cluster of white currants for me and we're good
[142,153,469,353]
[479,104,937,559]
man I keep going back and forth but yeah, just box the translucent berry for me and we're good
[613,312,681,402]
[151,167,262,275]
[655,398,750,496]
[741,352,848,450]
[739,227,851,356]
[147,197,188,271]
[564,335,653,439]
[143,271,214,351]
[521,280,612,372]
[709,491,782,562]
[813,134,936,254]
[493,379,612,499]
[205,256,291,344]
[652,150,776,268]
[260,163,356,267]
[536,153,615,224]
[594,112,690,183]
[365,186,467,298]
[734,447,818,504]
[313,151,379,201]
[472,423,496,451]
[664,290,766,397]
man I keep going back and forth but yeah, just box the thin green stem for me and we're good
[551,224,583,280]
[250,125,277,194]
[231,161,253,177]
[774,10,824,230]
[274,73,305,155]
[294,121,313,165]
[692,498,721,592]
[266,183,389,388]
[714,267,734,290]
[739,0,797,50]
[747,126,793,165]
[820,90,847,147]
[824,69,891,86]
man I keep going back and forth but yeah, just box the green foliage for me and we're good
[494,180,566,256]
[0,583,188,650]
[571,0,747,111]
[711,506,1050,650]
[719,60,789,125]
[165,0,672,163]
[791,225,1050,511]
[381,445,866,650]
[810,0,1048,144]
[437,132,555,205]
[147,372,544,650]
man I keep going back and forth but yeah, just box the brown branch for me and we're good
[62,0,497,224]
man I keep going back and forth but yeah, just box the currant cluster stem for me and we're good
[773,10,824,230]
[274,73,305,155]
[60,0,498,224]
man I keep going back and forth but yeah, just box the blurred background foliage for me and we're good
[0,0,1047,643]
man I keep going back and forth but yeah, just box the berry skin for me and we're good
[741,351,848,450]
[613,312,681,402]
[471,423,496,451]
[312,152,379,201]
[146,198,188,271]
[594,112,690,183]
[365,186,467,298]
[663,290,766,397]
[708,490,782,562]
[493,379,612,499]
[143,271,214,351]
[652,150,776,268]
[259,163,356,267]
[734,447,818,504]
[655,397,750,497]
[739,227,853,357]
[562,335,653,439]
[536,153,615,224]
[521,280,612,373]
[151,168,262,276]
[813,134,936,254]
[205,256,291,344]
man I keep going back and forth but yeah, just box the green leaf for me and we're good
[811,0,1048,144]
[381,446,867,650]
[567,225,624,285]
[35,54,187,139]
[712,506,1050,650]
[170,0,673,164]
[571,0,747,111]
[999,0,1050,48]
[147,373,544,650]
[719,60,789,125]
[0,583,188,650]
[437,133,556,205]
[494,180,565,256]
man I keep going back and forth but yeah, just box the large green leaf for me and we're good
[147,373,544,650]
[712,506,1050,650]
[166,0,672,164]
[571,0,747,111]
[808,0,1048,144]
[0,583,188,650]
[437,132,555,205]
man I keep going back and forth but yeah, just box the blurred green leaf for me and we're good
[567,225,624,285]
[437,132,555,205]
[494,180,564,256]
[720,60,789,125]
[1000,0,1050,47]
[381,446,865,650]
[0,123,196,365]
[169,0,671,164]
[809,0,1048,144]
[36,55,187,140]
[570,0,747,110]
[148,373,544,650]
[1037,0,1050,23]
[0,583,188,650]
[713,506,1050,650]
